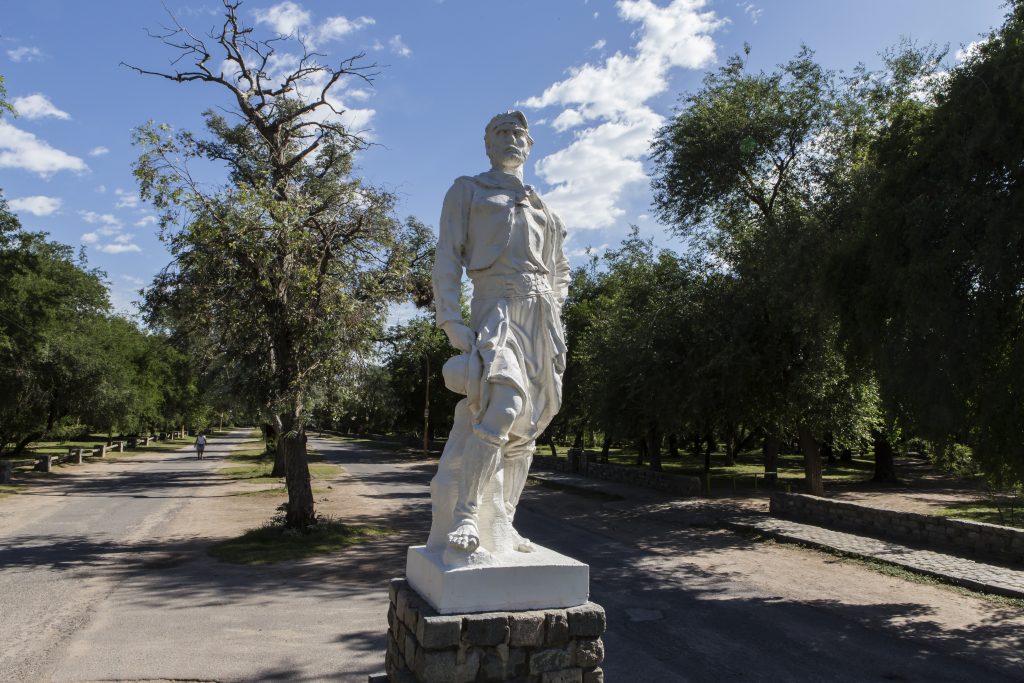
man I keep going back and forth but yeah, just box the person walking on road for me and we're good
[195,433,207,460]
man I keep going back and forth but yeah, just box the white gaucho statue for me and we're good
[428,110,569,568]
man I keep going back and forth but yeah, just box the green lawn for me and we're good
[935,499,1024,529]
[219,442,344,482]
[23,435,194,458]
[0,434,196,496]
[208,517,391,564]
[544,443,875,490]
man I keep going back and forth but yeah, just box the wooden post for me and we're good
[95,444,106,458]
[37,456,53,473]
[1,461,12,484]
[69,447,83,464]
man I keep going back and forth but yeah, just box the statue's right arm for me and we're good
[433,179,472,337]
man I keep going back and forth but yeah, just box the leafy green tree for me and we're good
[381,315,459,446]
[831,3,1024,487]
[0,225,111,454]
[651,47,881,494]
[129,2,430,527]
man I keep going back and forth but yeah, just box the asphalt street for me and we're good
[1,432,1021,682]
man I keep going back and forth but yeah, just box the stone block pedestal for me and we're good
[386,578,605,682]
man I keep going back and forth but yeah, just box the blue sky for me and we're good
[0,0,1007,317]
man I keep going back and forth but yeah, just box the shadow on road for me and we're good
[3,435,1022,682]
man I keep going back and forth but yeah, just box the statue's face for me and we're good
[486,122,531,170]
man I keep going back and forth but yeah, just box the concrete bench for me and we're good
[35,454,58,472]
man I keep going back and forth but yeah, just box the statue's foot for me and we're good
[447,520,480,554]
[511,528,536,553]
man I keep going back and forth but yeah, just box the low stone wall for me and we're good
[387,578,605,682]
[533,454,700,497]
[771,492,1024,565]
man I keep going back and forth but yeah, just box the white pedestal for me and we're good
[405,544,589,615]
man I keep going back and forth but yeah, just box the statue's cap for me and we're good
[485,110,530,135]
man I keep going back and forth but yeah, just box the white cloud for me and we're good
[7,46,42,63]
[591,39,607,51]
[389,35,412,57]
[347,88,373,102]
[12,94,70,120]
[253,2,373,49]
[955,39,987,63]
[551,109,584,132]
[89,146,110,156]
[568,243,609,259]
[738,2,762,23]
[114,188,140,209]
[79,209,141,253]
[121,274,146,286]
[253,1,310,36]
[79,210,122,229]
[372,40,384,51]
[522,0,723,229]
[318,15,375,43]
[0,121,88,176]
[135,215,157,227]
[8,195,62,216]
[96,185,106,193]
[98,242,142,254]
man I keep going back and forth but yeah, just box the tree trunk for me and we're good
[647,424,662,472]
[723,424,737,466]
[872,431,900,484]
[600,434,611,463]
[822,435,836,465]
[635,436,646,467]
[839,447,853,463]
[283,422,316,528]
[10,431,43,457]
[703,433,714,474]
[573,430,584,449]
[540,428,557,458]
[668,434,679,459]
[797,425,824,496]
[762,435,780,482]
[270,413,287,477]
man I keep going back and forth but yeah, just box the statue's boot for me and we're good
[448,429,504,554]
[503,449,535,552]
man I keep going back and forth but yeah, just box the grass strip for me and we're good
[208,516,391,564]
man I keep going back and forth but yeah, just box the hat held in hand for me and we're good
[442,347,483,409]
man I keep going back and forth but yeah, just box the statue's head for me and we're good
[484,110,533,172]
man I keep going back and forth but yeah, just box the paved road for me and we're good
[2,433,1022,682]
[320,436,1024,683]
[0,433,236,682]
[0,431,391,683]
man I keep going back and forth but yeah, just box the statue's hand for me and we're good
[442,321,476,353]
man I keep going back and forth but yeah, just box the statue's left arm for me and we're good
[552,212,570,306]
